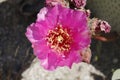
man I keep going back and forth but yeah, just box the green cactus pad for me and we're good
[87,0,120,33]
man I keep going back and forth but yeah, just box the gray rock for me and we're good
[21,58,105,80]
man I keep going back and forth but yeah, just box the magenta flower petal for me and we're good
[25,5,91,70]
[37,7,58,27]
[40,52,58,70]
[58,8,87,29]
[58,50,82,67]
[25,23,44,43]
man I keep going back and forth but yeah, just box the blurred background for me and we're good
[0,0,120,80]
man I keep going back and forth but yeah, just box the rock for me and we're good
[21,58,105,80]
[112,69,120,80]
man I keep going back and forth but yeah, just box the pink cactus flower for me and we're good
[71,0,87,8]
[98,20,111,33]
[89,18,111,35]
[25,5,91,70]
[94,19,111,33]
[46,0,68,7]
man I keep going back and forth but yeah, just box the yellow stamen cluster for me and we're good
[46,25,72,53]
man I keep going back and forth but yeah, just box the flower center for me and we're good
[46,25,72,53]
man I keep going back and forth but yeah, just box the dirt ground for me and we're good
[0,0,120,80]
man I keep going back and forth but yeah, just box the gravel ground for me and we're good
[0,0,120,80]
